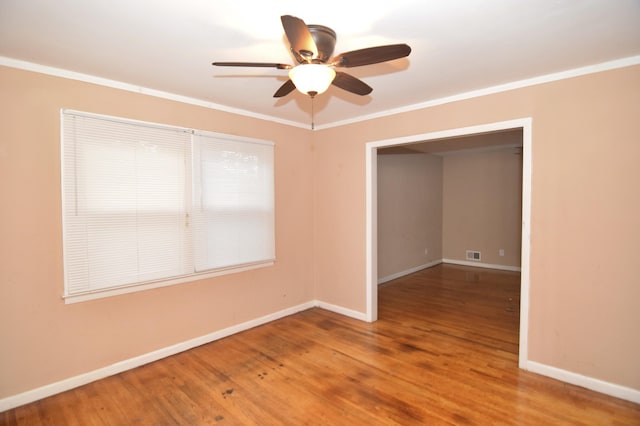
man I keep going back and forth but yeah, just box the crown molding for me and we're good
[2,55,639,130]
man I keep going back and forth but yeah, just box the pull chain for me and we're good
[311,95,315,130]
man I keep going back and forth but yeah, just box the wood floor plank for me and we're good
[2,264,639,424]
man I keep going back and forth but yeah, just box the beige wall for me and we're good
[0,66,315,398]
[377,144,522,280]
[377,153,443,279]
[2,63,639,401]
[442,147,522,267]
[314,65,640,390]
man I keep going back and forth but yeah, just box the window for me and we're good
[61,110,274,302]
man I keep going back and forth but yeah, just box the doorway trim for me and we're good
[365,118,532,367]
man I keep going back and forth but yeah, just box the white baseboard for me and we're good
[0,301,316,412]
[314,300,368,321]
[378,260,443,285]
[378,259,519,285]
[442,258,521,272]
[5,300,637,411]
[524,361,640,404]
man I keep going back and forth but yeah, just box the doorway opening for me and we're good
[365,118,532,367]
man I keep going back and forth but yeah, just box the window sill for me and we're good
[63,260,274,304]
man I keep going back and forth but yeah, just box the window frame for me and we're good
[60,109,275,304]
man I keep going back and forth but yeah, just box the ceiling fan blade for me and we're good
[212,62,292,70]
[273,79,297,98]
[332,44,411,68]
[281,15,318,62]
[331,71,373,96]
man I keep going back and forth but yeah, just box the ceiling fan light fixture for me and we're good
[289,64,336,97]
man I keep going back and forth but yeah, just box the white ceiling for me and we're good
[1,0,639,128]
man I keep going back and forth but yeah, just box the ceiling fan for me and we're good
[212,15,411,98]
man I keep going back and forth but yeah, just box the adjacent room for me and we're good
[376,128,524,346]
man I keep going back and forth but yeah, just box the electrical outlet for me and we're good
[499,249,505,256]
[424,248,429,255]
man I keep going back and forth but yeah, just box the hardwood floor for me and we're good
[2,264,639,425]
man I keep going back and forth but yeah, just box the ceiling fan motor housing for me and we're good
[307,25,336,63]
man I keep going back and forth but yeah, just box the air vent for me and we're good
[466,250,481,261]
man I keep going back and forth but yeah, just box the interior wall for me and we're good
[2,62,639,403]
[0,66,315,399]
[442,147,523,267]
[376,153,443,280]
[313,65,640,391]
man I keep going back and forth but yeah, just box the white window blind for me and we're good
[192,133,275,272]
[61,110,275,301]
